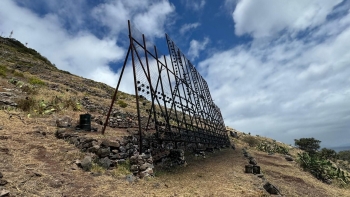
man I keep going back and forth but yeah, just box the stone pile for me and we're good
[55,129,154,178]
[242,148,282,196]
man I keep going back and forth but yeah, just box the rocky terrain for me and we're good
[1,36,350,196]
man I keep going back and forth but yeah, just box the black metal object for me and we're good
[103,21,230,153]
[79,114,91,131]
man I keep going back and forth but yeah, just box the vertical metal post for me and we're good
[102,46,131,135]
[128,20,143,153]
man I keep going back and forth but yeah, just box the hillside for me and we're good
[0,37,350,197]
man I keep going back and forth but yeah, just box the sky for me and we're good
[0,0,349,148]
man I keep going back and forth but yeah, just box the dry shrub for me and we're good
[242,136,260,147]
[16,97,36,111]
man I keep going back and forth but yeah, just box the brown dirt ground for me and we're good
[1,111,350,196]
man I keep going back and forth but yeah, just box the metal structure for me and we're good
[103,21,229,153]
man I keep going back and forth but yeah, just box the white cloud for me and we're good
[182,0,206,11]
[92,0,175,39]
[188,37,210,60]
[233,0,343,38]
[198,8,350,147]
[179,22,201,35]
[0,0,175,89]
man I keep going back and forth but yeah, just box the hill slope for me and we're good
[0,37,349,196]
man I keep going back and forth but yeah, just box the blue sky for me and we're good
[1,0,350,148]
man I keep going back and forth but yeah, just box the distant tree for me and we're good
[294,138,321,155]
[338,150,350,162]
[319,148,337,161]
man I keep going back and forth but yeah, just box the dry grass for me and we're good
[1,113,349,196]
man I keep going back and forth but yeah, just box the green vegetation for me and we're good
[0,65,8,77]
[297,152,350,185]
[295,137,321,155]
[117,100,128,108]
[6,38,53,65]
[319,148,338,161]
[13,70,25,78]
[112,159,131,176]
[29,77,46,85]
[338,150,350,162]
[257,140,289,154]
[16,96,81,114]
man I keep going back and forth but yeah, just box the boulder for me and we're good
[101,139,120,148]
[56,116,72,128]
[139,163,154,171]
[0,189,10,197]
[0,179,8,186]
[80,156,92,171]
[98,157,112,169]
[263,182,280,195]
[96,147,110,158]
[285,156,293,161]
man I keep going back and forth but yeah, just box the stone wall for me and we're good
[55,129,191,178]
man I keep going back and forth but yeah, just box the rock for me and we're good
[101,139,120,148]
[144,167,153,175]
[56,116,72,128]
[119,146,126,153]
[245,165,253,173]
[98,157,111,169]
[285,156,293,161]
[126,174,136,183]
[263,182,280,195]
[87,145,100,153]
[55,128,66,138]
[0,179,8,186]
[96,147,110,158]
[253,165,261,174]
[140,153,151,159]
[139,163,154,171]
[130,165,138,172]
[257,174,264,178]
[130,155,138,164]
[0,189,10,197]
[249,158,257,165]
[80,156,92,171]
[0,172,2,178]
[111,149,119,154]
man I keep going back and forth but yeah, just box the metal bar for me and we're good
[102,45,131,135]
[129,20,143,153]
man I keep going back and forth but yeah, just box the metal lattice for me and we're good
[103,21,229,153]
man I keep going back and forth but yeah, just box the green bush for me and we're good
[339,150,350,162]
[13,71,25,78]
[297,152,350,185]
[29,77,45,86]
[117,100,128,108]
[257,140,289,154]
[0,65,7,77]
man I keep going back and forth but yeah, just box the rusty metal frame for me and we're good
[103,21,229,153]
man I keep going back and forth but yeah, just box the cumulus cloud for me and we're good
[188,37,210,60]
[92,0,175,39]
[0,0,175,89]
[179,22,201,35]
[199,6,350,147]
[233,0,343,38]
